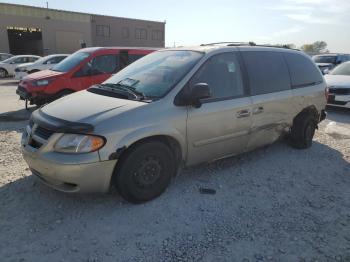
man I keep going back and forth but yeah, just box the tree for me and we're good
[300,41,329,54]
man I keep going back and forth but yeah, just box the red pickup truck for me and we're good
[16,47,157,108]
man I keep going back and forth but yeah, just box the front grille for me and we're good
[34,126,55,140]
[17,85,26,92]
[29,138,43,149]
[329,88,350,95]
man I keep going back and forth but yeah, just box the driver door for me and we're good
[186,52,252,166]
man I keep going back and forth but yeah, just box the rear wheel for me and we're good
[290,113,317,149]
[0,68,7,78]
[115,141,175,203]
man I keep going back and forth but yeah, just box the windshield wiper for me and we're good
[97,83,150,101]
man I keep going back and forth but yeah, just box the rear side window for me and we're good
[241,51,290,95]
[284,53,323,88]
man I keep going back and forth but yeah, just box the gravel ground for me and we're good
[0,82,350,262]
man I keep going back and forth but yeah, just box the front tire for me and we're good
[0,68,7,78]
[115,141,175,203]
[290,113,317,149]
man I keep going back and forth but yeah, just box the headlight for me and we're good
[35,79,54,86]
[54,134,106,153]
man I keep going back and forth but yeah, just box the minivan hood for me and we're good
[325,74,350,88]
[40,90,146,126]
[25,69,64,80]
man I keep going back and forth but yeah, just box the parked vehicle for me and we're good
[16,47,157,107]
[0,53,13,62]
[325,61,350,108]
[0,55,40,78]
[313,53,350,74]
[21,43,327,203]
[14,54,69,80]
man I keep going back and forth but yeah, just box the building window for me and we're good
[122,27,129,39]
[135,28,147,39]
[96,25,110,37]
[152,30,163,41]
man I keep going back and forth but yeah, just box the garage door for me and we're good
[55,31,85,53]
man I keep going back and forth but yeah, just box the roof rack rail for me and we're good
[200,42,256,46]
[199,42,300,51]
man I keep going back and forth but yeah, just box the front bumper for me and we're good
[21,126,116,193]
[16,85,31,100]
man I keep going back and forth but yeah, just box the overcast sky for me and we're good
[1,0,350,52]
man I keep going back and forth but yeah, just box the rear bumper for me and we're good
[327,94,350,108]
[15,71,27,80]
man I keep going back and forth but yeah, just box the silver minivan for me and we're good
[21,43,327,203]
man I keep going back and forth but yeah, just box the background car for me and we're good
[16,47,157,107]
[313,53,350,74]
[14,54,69,80]
[0,55,41,78]
[0,53,13,62]
[325,61,350,108]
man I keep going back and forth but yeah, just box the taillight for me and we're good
[325,87,329,101]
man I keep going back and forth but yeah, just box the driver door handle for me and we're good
[236,109,251,118]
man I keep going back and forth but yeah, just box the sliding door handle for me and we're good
[236,109,251,118]
[252,106,264,115]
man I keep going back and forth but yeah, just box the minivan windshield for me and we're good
[330,62,350,76]
[52,52,90,72]
[312,55,337,64]
[103,50,203,99]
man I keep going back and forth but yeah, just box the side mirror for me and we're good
[190,83,211,108]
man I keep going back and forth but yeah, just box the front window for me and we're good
[330,62,350,76]
[52,52,90,72]
[103,50,204,99]
[312,55,337,64]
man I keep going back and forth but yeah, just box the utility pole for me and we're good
[46,2,48,8]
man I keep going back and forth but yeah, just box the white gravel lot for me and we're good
[0,80,349,262]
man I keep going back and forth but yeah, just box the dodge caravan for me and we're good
[21,43,327,203]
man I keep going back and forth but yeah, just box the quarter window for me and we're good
[284,53,323,88]
[191,52,244,99]
[241,51,290,95]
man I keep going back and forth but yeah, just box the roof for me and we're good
[164,42,301,54]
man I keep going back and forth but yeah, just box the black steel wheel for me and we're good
[115,141,175,203]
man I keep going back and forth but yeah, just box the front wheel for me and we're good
[115,141,175,203]
[0,68,7,78]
